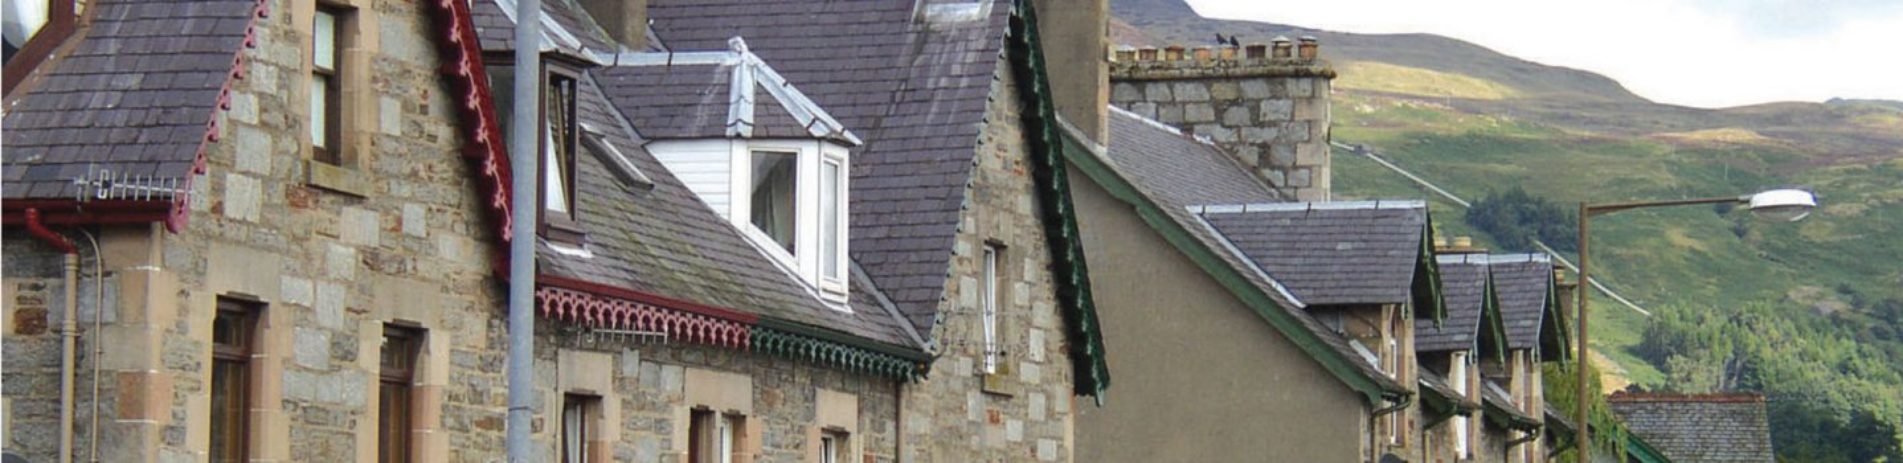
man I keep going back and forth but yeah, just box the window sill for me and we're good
[543,217,588,246]
[307,160,369,197]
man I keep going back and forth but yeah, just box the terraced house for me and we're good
[4,0,1113,462]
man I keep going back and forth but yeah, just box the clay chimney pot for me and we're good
[1453,236,1474,248]
[1164,45,1186,61]
[1137,47,1158,61]
[1192,46,1213,61]
[1244,43,1268,59]
[1298,36,1320,61]
[1219,46,1237,60]
[1271,36,1294,59]
[1114,47,1136,62]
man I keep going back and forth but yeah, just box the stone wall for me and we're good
[895,54,1079,463]
[3,0,510,460]
[531,329,903,463]
[1109,42,1335,201]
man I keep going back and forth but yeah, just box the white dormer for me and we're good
[635,38,860,307]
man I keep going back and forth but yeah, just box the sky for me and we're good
[1186,0,1903,108]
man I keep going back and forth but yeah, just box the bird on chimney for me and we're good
[1228,35,1241,48]
[1214,33,1227,45]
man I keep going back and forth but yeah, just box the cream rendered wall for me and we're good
[1067,166,1368,462]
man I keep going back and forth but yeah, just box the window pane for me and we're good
[749,151,797,253]
[820,160,841,279]
[718,415,736,463]
[982,245,999,374]
[563,398,585,463]
[313,10,336,70]
[209,358,247,463]
[821,435,837,463]
[544,126,568,213]
[309,76,328,148]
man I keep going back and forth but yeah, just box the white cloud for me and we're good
[1186,0,1903,108]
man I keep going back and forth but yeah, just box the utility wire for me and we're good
[1332,141,1651,316]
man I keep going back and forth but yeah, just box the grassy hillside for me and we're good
[1113,0,1903,457]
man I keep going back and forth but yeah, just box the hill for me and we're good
[1113,0,1903,459]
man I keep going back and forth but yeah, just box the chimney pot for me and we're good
[1219,46,1238,60]
[1137,47,1158,61]
[1244,43,1268,59]
[1298,36,1320,61]
[1192,46,1213,61]
[1114,47,1136,62]
[1433,236,1448,248]
[1554,268,1567,282]
[1271,36,1294,59]
[1453,236,1473,248]
[1164,45,1186,61]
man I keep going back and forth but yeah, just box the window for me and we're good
[750,151,798,253]
[819,157,845,285]
[563,394,600,463]
[210,299,258,463]
[379,326,421,463]
[689,410,743,463]
[820,430,848,463]
[2,0,75,94]
[310,7,344,164]
[543,72,578,222]
[982,244,1002,374]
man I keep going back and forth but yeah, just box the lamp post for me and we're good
[1573,188,1815,462]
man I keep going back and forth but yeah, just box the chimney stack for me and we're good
[578,0,649,50]
[1032,0,1111,145]
[1108,36,1336,200]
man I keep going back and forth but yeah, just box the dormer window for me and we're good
[481,58,587,244]
[749,150,797,253]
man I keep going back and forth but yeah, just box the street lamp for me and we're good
[1572,188,1815,462]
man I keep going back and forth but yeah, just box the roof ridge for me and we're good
[1609,391,1768,403]
[1191,199,1428,214]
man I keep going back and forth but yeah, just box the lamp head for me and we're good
[1746,188,1817,222]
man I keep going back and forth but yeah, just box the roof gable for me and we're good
[1489,254,1560,352]
[1418,255,1507,361]
[3,0,267,230]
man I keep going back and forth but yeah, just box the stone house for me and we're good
[1488,253,1571,463]
[4,0,515,461]
[1609,392,1775,463]
[6,1,1114,463]
[1058,35,1447,458]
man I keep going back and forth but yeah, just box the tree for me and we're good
[1464,186,1578,253]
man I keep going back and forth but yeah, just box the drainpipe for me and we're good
[504,0,543,460]
[76,230,103,463]
[26,209,79,463]
[1369,392,1413,459]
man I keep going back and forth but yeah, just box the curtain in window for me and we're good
[563,402,583,463]
[750,152,797,253]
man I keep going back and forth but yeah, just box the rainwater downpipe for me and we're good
[77,229,103,463]
[1369,392,1413,459]
[25,209,79,463]
[504,0,542,461]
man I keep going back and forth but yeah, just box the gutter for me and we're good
[25,209,80,463]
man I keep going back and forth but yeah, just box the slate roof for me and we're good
[1197,200,1430,306]
[1609,392,1776,462]
[1489,254,1553,351]
[3,0,256,200]
[637,0,1012,335]
[534,66,915,347]
[1418,255,1491,353]
[470,1,917,348]
[1103,107,1277,206]
[1420,369,1480,411]
[1481,380,1538,428]
[1099,105,1409,395]
[470,0,624,57]
[595,45,859,143]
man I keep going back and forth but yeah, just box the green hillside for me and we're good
[1114,0,1903,459]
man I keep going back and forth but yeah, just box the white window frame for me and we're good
[819,431,846,463]
[982,244,1001,375]
[717,414,737,463]
[817,152,848,297]
[724,139,852,307]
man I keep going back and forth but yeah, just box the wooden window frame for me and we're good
[689,408,745,463]
[378,325,422,463]
[310,5,347,165]
[210,298,259,463]
[1,0,77,98]
[538,64,585,244]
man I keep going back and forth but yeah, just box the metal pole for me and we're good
[1575,202,1591,463]
[506,0,541,460]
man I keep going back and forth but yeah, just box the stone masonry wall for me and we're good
[531,328,903,463]
[896,51,1079,463]
[2,0,511,461]
[1109,43,1335,201]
